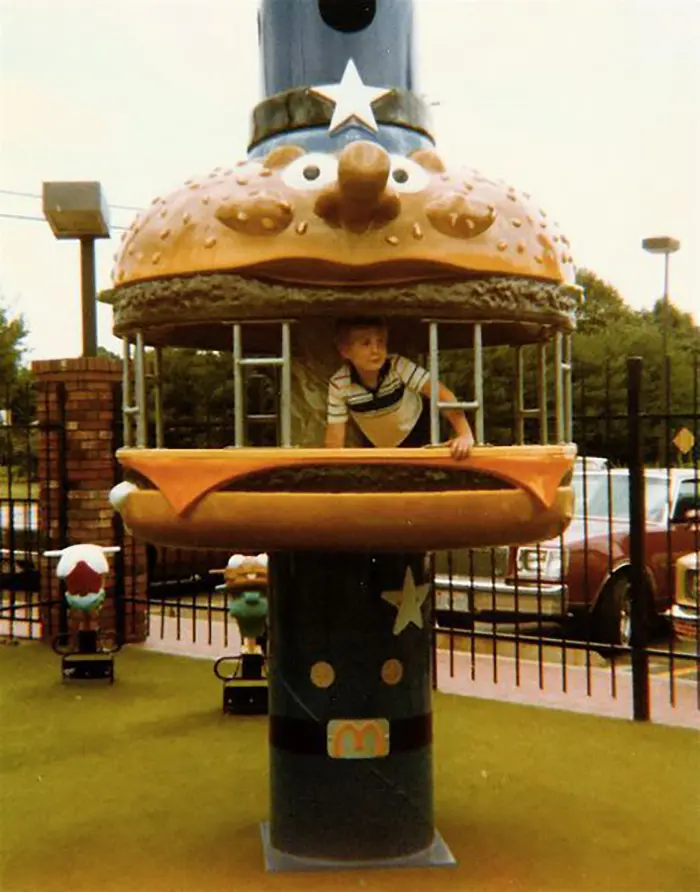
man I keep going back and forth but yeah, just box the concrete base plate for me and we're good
[260,822,457,873]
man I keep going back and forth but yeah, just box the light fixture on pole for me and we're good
[641,235,681,358]
[42,182,111,358]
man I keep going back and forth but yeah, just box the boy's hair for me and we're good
[334,316,387,348]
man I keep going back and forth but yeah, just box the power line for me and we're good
[0,211,130,232]
[0,188,144,213]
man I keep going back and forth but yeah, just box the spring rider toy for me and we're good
[213,553,269,714]
[45,543,122,682]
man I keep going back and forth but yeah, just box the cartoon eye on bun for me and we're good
[282,153,339,191]
[388,155,430,194]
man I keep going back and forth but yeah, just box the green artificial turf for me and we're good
[1,642,698,892]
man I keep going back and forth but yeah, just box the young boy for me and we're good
[325,317,474,459]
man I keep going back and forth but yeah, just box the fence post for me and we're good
[32,358,148,643]
[627,356,650,721]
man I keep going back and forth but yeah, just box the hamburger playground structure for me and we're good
[2,0,699,879]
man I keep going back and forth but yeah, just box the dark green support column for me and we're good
[265,550,448,866]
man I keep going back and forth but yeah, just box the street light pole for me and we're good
[79,237,98,357]
[42,181,110,359]
[641,235,681,469]
[642,235,681,359]
[662,249,671,360]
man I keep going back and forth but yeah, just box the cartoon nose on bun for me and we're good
[314,141,400,233]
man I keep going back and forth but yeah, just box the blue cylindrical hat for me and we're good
[249,0,434,158]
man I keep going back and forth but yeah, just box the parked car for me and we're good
[434,468,700,645]
[669,509,700,641]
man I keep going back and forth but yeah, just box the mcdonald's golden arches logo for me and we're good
[327,719,390,759]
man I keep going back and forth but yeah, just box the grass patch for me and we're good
[1,642,698,892]
[0,467,32,500]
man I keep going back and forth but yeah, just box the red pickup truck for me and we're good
[434,467,700,645]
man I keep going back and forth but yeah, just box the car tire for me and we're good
[593,573,653,650]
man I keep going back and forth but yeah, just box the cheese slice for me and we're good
[117,445,576,517]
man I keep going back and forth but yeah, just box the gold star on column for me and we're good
[309,58,391,134]
[381,567,431,636]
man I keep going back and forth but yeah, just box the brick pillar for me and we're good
[32,357,148,643]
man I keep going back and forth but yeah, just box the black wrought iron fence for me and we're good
[1,382,64,641]
[3,353,698,726]
[434,353,699,726]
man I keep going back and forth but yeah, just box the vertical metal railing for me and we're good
[427,321,482,445]
[153,347,164,449]
[122,338,135,448]
[122,333,149,448]
[280,322,292,447]
[537,342,549,444]
[515,343,549,445]
[473,324,484,444]
[563,334,573,442]
[232,321,293,448]
[135,333,148,448]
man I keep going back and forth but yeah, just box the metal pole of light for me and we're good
[662,251,671,360]
[79,237,98,357]
[662,251,673,471]
[641,236,680,468]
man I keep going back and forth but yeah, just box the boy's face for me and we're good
[339,326,388,373]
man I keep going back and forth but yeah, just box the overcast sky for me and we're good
[1,0,698,361]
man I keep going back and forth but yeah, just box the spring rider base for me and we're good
[215,652,268,715]
[58,631,115,683]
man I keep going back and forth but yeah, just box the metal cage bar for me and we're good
[232,324,245,447]
[473,323,484,444]
[515,346,525,445]
[135,332,148,448]
[428,322,440,445]
[121,338,134,448]
[537,342,548,445]
[280,321,292,447]
[428,320,484,445]
[153,347,164,449]
[554,332,565,443]
[563,333,573,442]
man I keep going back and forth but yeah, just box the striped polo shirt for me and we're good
[327,354,430,447]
